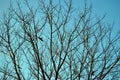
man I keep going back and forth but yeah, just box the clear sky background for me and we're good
[0,0,120,34]
[0,0,119,79]
[92,0,120,35]
[73,0,120,35]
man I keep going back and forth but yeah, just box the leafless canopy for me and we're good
[0,0,120,80]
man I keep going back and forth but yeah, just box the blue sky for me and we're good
[0,0,120,34]
[92,0,120,34]
[73,0,120,35]
[0,0,119,79]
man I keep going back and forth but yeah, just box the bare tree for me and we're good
[0,0,120,80]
